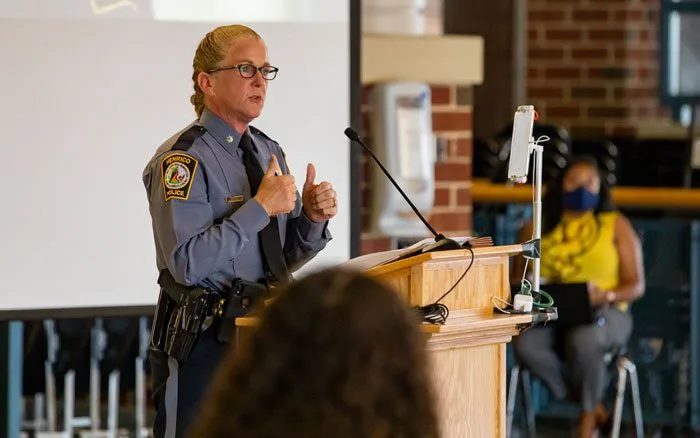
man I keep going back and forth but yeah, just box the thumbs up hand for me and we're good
[302,163,338,223]
[255,154,297,216]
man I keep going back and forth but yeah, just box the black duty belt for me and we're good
[156,269,269,347]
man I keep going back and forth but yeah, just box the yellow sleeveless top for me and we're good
[540,211,626,311]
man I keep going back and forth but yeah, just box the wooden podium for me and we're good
[362,244,536,438]
[236,244,538,437]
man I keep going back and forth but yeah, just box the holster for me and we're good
[215,278,268,344]
[149,270,218,362]
[149,270,269,362]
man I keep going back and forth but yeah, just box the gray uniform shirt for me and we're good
[142,108,332,291]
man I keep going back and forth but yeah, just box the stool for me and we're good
[505,365,536,438]
[609,355,644,438]
[505,349,645,438]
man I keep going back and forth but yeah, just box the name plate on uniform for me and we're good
[226,195,244,204]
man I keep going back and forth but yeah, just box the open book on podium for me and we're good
[339,235,494,272]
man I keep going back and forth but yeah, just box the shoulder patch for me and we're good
[250,125,278,144]
[171,125,207,151]
[161,153,198,201]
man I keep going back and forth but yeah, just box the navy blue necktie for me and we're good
[238,133,289,285]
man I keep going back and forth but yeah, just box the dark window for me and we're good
[660,0,700,121]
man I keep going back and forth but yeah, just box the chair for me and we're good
[473,137,506,181]
[505,365,536,438]
[609,351,644,438]
[505,347,645,438]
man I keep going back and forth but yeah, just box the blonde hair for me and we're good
[190,25,262,117]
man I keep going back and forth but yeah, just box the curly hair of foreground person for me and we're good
[189,268,441,438]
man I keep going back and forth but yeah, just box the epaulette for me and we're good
[250,125,286,161]
[250,125,278,145]
[171,125,207,151]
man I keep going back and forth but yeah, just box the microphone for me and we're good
[344,127,464,254]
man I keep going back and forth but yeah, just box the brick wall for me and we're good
[359,85,474,255]
[527,0,670,138]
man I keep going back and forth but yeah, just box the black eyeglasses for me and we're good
[207,64,279,80]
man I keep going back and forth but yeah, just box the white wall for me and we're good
[0,3,350,314]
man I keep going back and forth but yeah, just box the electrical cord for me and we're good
[518,278,554,309]
[492,279,554,315]
[417,245,475,325]
[530,134,550,208]
[515,257,553,310]
[417,302,450,325]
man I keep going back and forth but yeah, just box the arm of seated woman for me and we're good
[604,214,645,304]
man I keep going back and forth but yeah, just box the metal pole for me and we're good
[531,142,543,293]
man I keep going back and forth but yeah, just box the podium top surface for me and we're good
[235,310,536,336]
[418,311,533,333]
[364,244,523,277]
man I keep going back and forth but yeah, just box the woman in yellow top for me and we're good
[511,155,645,438]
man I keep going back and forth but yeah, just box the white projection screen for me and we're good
[0,0,352,316]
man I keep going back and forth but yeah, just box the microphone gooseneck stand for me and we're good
[343,127,463,254]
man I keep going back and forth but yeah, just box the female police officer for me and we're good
[142,24,338,438]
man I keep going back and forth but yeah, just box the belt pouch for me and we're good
[216,279,267,344]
